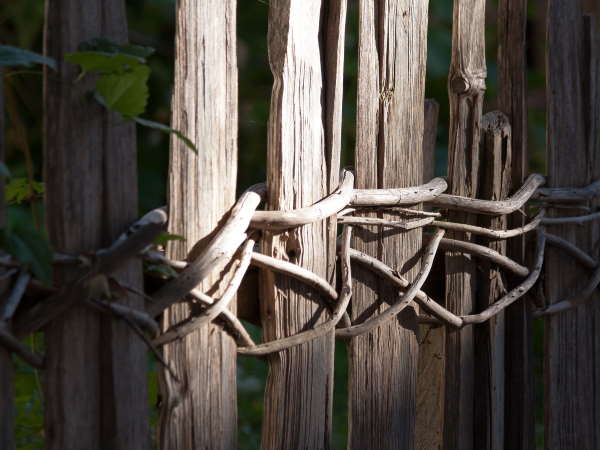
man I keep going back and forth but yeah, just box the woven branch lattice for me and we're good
[2,169,600,367]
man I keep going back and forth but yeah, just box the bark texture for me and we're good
[43,1,148,449]
[158,1,238,449]
[349,1,428,449]
[545,2,598,449]
[443,1,486,449]
[260,2,340,448]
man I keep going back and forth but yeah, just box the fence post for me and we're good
[43,1,148,448]
[0,68,13,450]
[260,2,338,448]
[443,1,486,449]
[158,1,238,448]
[349,1,429,448]
[475,112,511,450]
[544,2,598,448]
[497,1,535,448]
[416,99,445,450]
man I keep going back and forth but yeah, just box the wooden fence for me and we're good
[1,0,600,449]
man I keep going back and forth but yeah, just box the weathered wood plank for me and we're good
[416,98,445,450]
[349,1,429,449]
[0,68,14,450]
[260,2,335,449]
[158,1,238,449]
[497,1,534,448]
[474,111,511,450]
[443,1,486,449]
[43,1,148,448]
[544,2,596,449]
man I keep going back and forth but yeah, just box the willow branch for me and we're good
[432,211,544,239]
[429,173,545,215]
[541,210,600,225]
[250,169,354,230]
[336,228,445,339]
[535,179,600,203]
[238,226,353,356]
[154,238,255,346]
[462,230,546,324]
[346,246,462,328]
[0,321,43,368]
[0,271,30,320]
[86,298,160,336]
[338,216,434,230]
[439,238,529,277]
[351,177,448,207]
[148,184,264,317]
[545,232,597,269]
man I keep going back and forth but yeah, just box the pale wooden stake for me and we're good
[443,1,486,449]
[260,2,338,449]
[545,2,597,448]
[349,1,429,449]
[474,111,511,450]
[43,1,148,448]
[416,99,445,450]
[158,1,238,449]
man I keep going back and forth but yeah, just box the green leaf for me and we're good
[153,232,186,246]
[95,64,150,117]
[0,225,53,284]
[0,162,10,177]
[65,51,143,75]
[5,178,44,205]
[78,38,155,60]
[0,45,56,69]
[134,117,198,154]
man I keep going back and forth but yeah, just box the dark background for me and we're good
[0,1,547,448]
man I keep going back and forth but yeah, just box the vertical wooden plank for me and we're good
[321,0,347,286]
[416,99,445,450]
[260,2,335,449]
[443,1,486,449]
[497,1,535,448]
[349,1,429,449]
[0,68,14,450]
[43,1,148,448]
[158,1,238,449]
[474,112,511,450]
[544,1,596,449]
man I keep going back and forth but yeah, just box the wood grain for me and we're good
[416,98,445,450]
[158,1,238,449]
[260,2,336,449]
[497,1,535,448]
[474,112,511,450]
[43,1,148,448]
[349,1,429,449]
[443,1,486,449]
[545,3,598,448]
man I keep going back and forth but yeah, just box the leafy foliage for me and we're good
[0,221,53,284]
[5,177,44,205]
[0,44,56,69]
[153,231,186,246]
[66,38,196,152]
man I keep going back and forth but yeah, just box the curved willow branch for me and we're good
[351,177,447,207]
[346,247,462,328]
[461,230,546,324]
[336,228,445,339]
[238,226,353,356]
[545,232,597,269]
[250,169,354,230]
[541,210,600,225]
[0,321,44,368]
[154,238,256,346]
[148,184,264,316]
[535,179,600,203]
[439,238,530,277]
[432,211,544,239]
[429,173,545,215]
